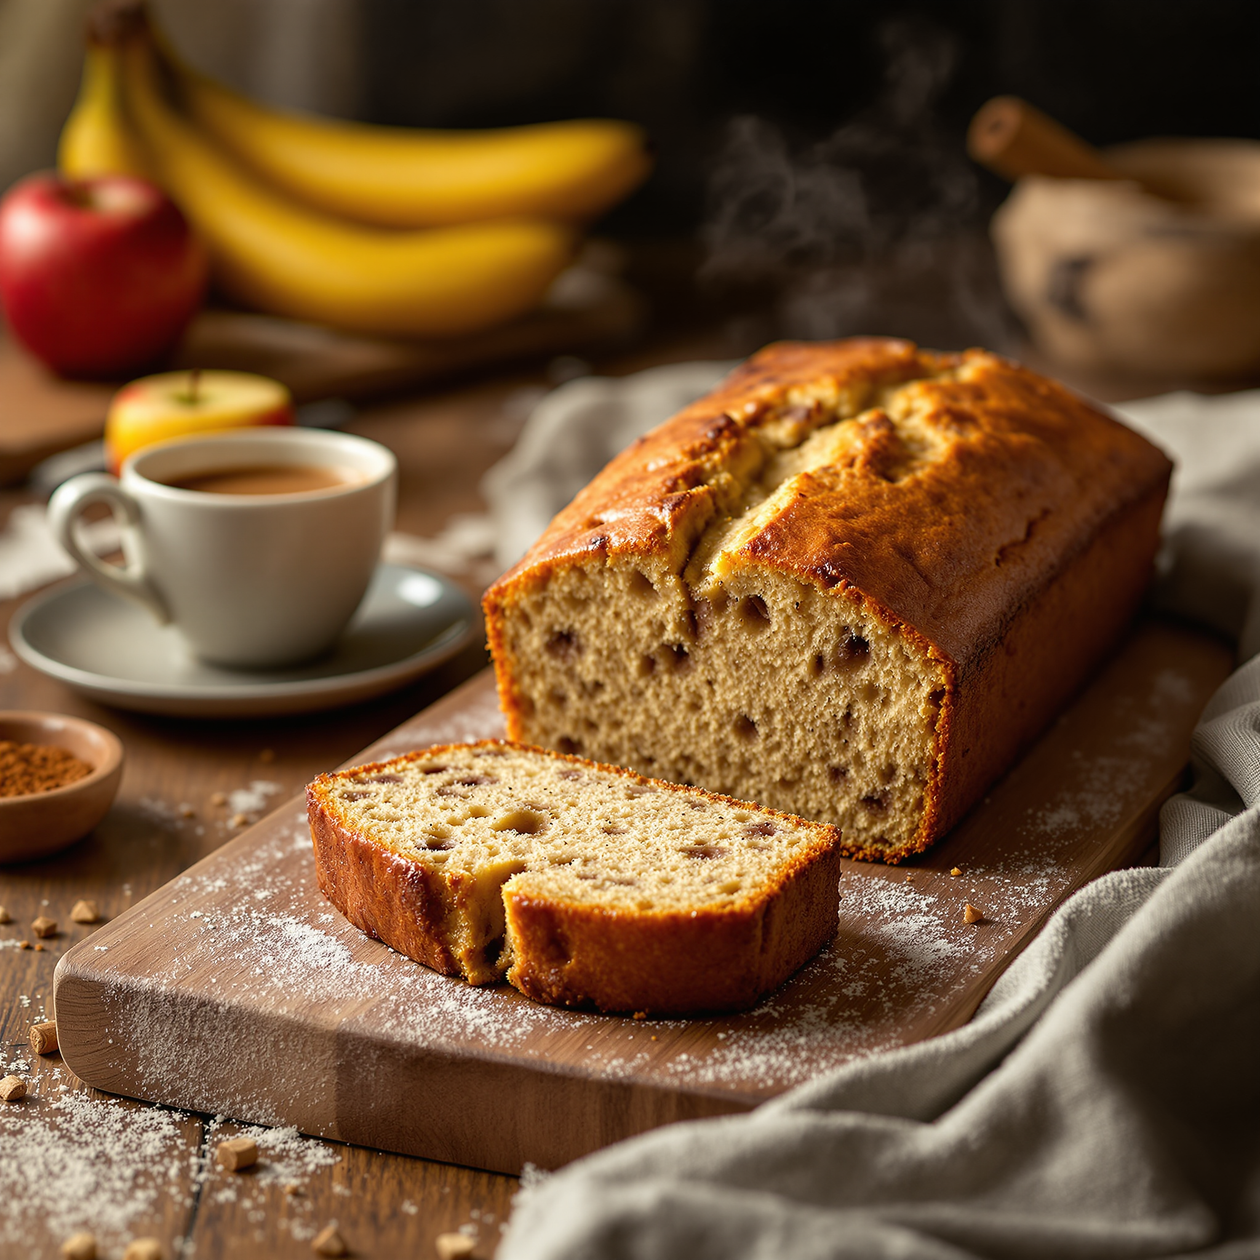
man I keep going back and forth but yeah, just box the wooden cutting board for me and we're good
[53,619,1232,1175]
[0,271,641,486]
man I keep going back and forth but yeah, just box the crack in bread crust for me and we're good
[484,338,1173,860]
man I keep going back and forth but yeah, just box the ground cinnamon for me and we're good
[0,741,92,797]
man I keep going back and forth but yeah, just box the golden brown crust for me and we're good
[505,841,843,1015]
[485,339,1171,667]
[483,337,1173,862]
[921,485,1167,854]
[308,793,462,974]
[308,741,843,1014]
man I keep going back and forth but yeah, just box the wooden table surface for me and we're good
[0,319,1229,1259]
[0,363,580,1259]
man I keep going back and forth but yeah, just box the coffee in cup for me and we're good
[160,464,361,496]
[47,428,397,668]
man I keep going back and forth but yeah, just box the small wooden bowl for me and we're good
[0,712,123,862]
[992,139,1260,379]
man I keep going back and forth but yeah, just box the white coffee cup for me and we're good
[47,428,397,668]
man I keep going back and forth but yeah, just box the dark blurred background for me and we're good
[307,0,1260,355]
[335,0,1260,239]
[3,0,1258,357]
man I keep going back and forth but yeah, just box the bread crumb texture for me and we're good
[504,558,939,863]
[309,742,842,1014]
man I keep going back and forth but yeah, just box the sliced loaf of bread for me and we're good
[307,740,843,1015]
[484,338,1173,862]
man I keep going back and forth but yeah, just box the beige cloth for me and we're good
[497,385,1260,1259]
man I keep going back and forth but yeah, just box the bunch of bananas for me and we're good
[57,8,651,339]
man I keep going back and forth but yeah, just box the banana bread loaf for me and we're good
[308,741,843,1015]
[483,338,1173,862]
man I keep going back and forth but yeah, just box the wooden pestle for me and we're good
[968,96,1131,185]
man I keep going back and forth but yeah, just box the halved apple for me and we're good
[105,368,294,471]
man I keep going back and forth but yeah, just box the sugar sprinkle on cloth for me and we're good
[498,385,1260,1259]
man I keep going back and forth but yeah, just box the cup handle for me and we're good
[47,473,170,625]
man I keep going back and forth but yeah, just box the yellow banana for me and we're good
[58,35,152,179]
[169,50,651,229]
[119,36,576,339]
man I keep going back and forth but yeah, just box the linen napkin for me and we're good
[490,382,1260,1260]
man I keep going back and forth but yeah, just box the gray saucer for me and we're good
[10,564,477,718]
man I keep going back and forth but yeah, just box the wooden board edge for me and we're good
[53,956,751,1173]
[914,759,1188,1041]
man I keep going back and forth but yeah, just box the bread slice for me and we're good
[307,741,843,1015]
[484,338,1173,862]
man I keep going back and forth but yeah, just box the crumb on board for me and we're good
[216,1136,258,1172]
[122,1239,162,1260]
[963,903,983,924]
[60,1232,97,1260]
[30,1021,58,1055]
[229,813,250,829]
[312,1224,348,1256]
[950,867,963,877]
[0,906,11,923]
[71,900,100,924]
[31,916,57,938]
[436,1233,476,1260]
[210,792,227,806]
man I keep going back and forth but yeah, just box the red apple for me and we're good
[0,171,208,378]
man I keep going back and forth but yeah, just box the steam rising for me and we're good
[702,20,1014,352]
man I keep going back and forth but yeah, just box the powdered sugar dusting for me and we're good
[136,796,187,830]
[1026,667,1193,840]
[71,651,1207,1129]
[0,1033,347,1254]
[228,780,283,818]
[198,1119,343,1241]
[0,1091,192,1251]
[88,821,1036,1105]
